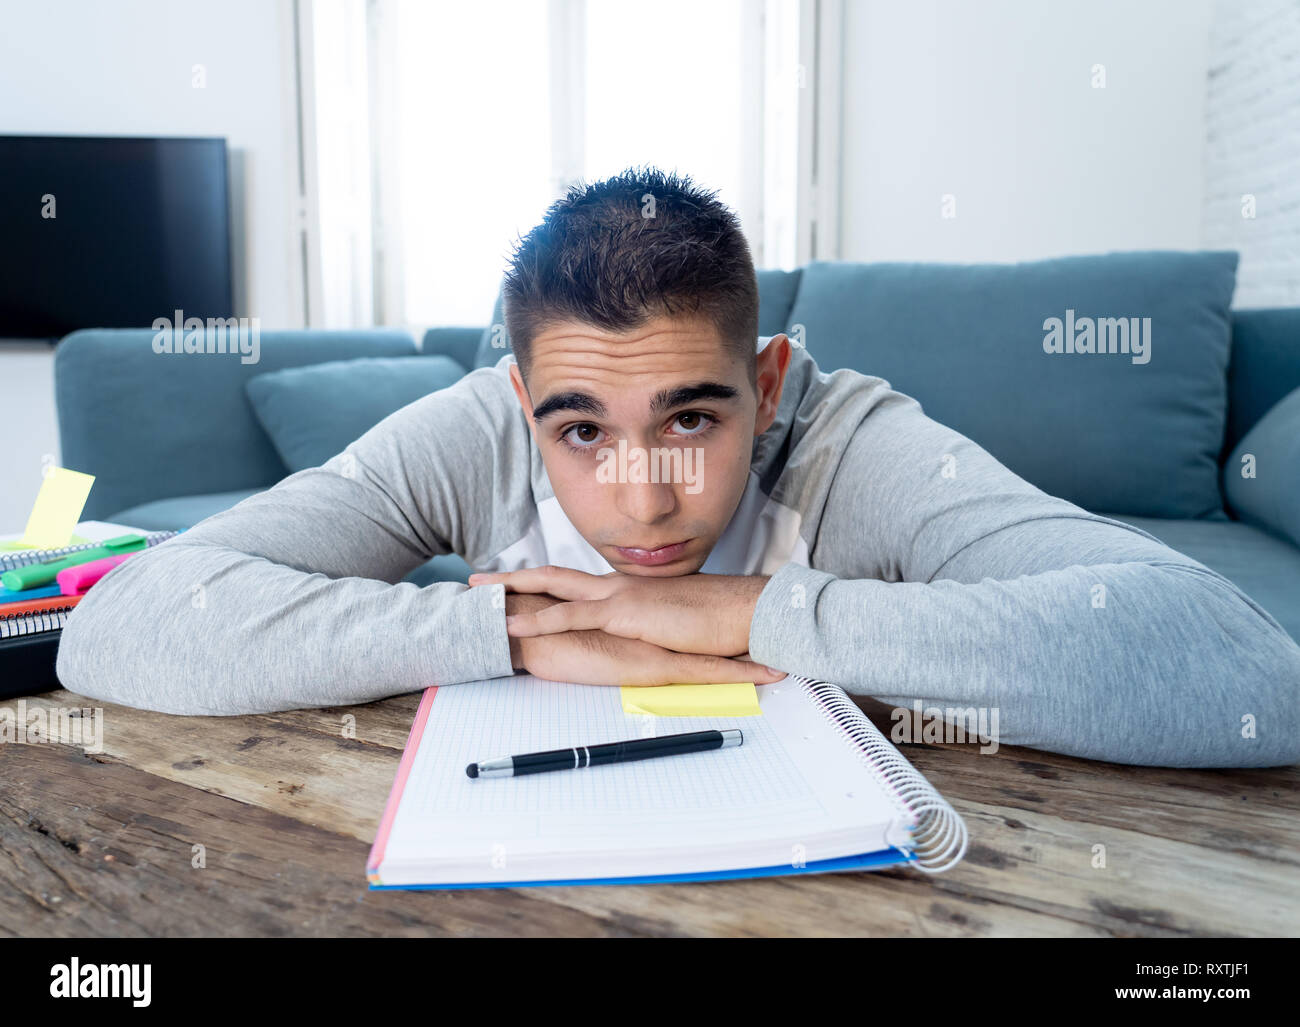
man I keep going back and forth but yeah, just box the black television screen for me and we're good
[0,135,233,339]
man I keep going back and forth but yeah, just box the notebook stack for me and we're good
[0,527,179,699]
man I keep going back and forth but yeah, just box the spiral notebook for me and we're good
[367,674,968,889]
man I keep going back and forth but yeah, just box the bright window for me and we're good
[308,0,803,329]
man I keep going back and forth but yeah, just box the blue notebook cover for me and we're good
[368,847,913,890]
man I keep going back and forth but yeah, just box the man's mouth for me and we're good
[612,540,691,566]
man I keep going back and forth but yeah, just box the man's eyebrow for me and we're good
[649,382,740,414]
[532,391,607,422]
[531,382,740,422]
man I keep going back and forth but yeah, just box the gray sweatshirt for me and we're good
[55,342,1300,767]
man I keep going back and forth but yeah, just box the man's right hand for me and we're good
[504,591,784,687]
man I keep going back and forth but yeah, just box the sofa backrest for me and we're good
[56,328,417,519]
[64,258,1288,525]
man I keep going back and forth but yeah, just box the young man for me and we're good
[57,168,1300,768]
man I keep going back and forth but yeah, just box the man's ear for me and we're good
[753,334,792,435]
[508,363,537,441]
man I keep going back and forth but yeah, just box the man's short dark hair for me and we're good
[502,166,760,384]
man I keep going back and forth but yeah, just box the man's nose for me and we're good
[608,439,680,524]
[614,476,679,524]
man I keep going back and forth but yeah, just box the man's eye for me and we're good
[563,423,605,448]
[671,412,715,436]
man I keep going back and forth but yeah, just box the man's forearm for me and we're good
[749,561,1300,768]
[56,394,528,715]
[56,535,514,715]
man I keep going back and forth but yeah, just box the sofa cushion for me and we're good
[404,552,474,585]
[1224,384,1300,550]
[1224,307,1300,454]
[111,488,267,531]
[55,328,419,520]
[246,355,465,472]
[785,252,1238,520]
[1101,513,1300,644]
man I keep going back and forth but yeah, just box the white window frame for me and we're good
[795,0,842,264]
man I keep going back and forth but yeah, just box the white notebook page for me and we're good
[380,675,911,883]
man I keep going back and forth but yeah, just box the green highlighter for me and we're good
[1,534,149,592]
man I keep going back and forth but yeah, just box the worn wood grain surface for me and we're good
[2,688,1295,937]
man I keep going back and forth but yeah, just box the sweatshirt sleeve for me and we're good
[747,387,1300,768]
[55,368,528,715]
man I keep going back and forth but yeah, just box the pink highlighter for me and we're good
[57,553,136,596]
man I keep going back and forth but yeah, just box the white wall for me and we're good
[1203,0,1300,308]
[0,0,300,529]
[838,0,1214,263]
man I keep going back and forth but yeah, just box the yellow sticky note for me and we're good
[18,467,95,549]
[620,682,762,717]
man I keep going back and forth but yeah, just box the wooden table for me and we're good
[2,688,1295,937]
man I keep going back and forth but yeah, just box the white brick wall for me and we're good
[1203,0,1300,308]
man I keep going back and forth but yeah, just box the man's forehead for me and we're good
[526,323,732,378]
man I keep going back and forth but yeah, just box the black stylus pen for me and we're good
[466,728,743,779]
